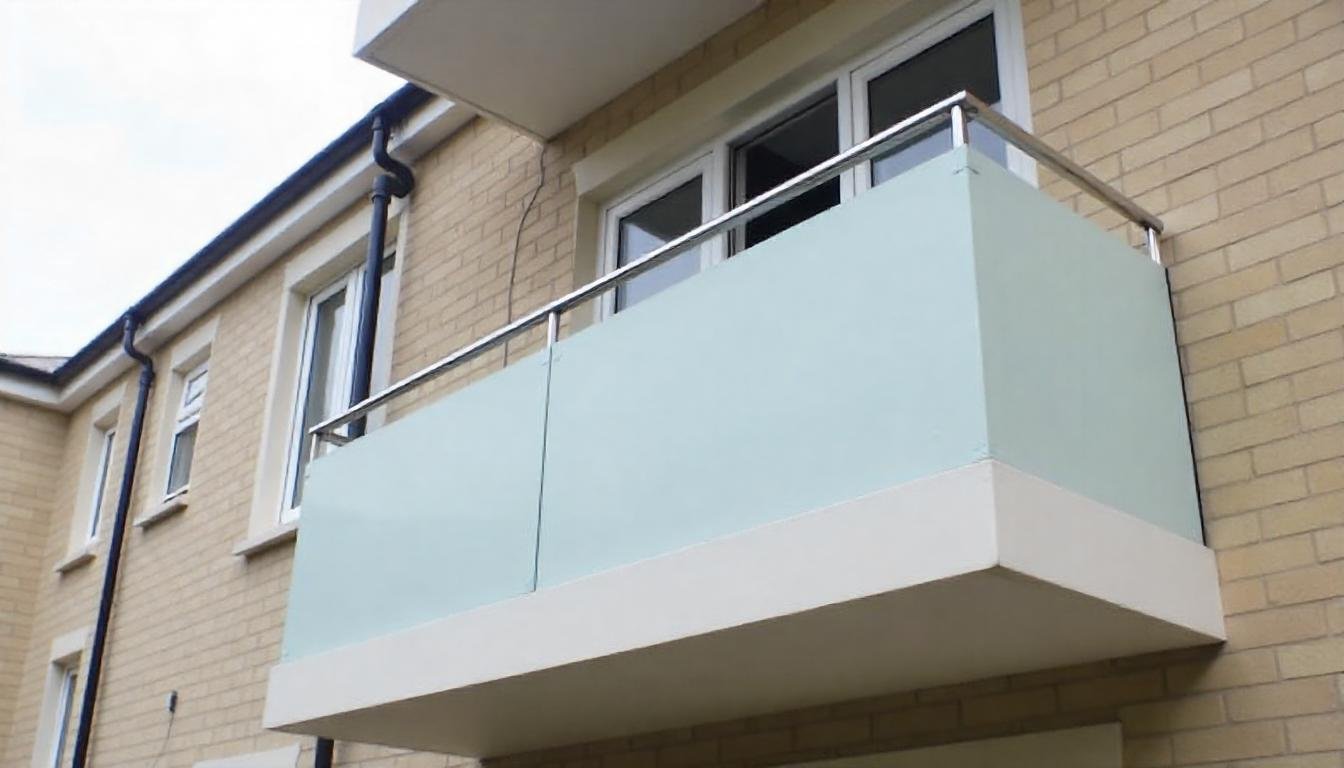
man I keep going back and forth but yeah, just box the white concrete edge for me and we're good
[989,462,1226,641]
[353,0,419,56]
[0,372,60,407]
[192,743,301,768]
[789,722,1121,768]
[264,459,1221,731]
[49,627,89,664]
[0,98,471,413]
[133,492,189,530]
[53,543,96,575]
[233,520,299,559]
[264,461,1002,729]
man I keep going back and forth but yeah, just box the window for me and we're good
[857,13,1006,186]
[282,254,396,518]
[86,427,115,542]
[731,88,840,252]
[596,0,1028,306]
[602,157,717,315]
[47,666,76,768]
[165,363,208,497]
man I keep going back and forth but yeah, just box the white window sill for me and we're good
[232,520,298,559]
[54,543,96,574]
[134,492,189,530]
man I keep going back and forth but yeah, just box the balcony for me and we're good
[352,0,761,138]
[265,98,1223,757]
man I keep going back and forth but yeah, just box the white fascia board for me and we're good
[0,374,60,408]
[9,98,470,414]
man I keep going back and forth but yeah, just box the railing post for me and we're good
[950,104,968,148]
[1146,227,1163,266]
[546,311,560,348]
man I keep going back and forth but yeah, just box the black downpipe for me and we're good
[71,314,155,768]
[313,113,415,768]
[348,114,415,440]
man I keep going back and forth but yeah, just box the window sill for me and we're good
[54,543,96,574]
[134,492,189,530]
[232,520,298,559]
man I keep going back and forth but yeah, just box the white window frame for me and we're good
[598,151,725,319]
[32,628,86,768]
[593,0,1032,298]
[280,267,366,522]
[61,387,124,563]
[86,426,116,543]
[245,200,406,552]
[144,317,218,518]
[164,360,209,498]
[849,0,1035,193]
[46,666,76,768]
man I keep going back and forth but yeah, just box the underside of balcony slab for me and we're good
[265,460,1222,757]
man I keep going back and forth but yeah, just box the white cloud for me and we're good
[0,0,403,355]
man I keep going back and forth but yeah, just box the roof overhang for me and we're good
[353,0,763,139]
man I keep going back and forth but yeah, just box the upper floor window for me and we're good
[46,665,77,767]
[597,0,1028,311]
[86,426,116,542]
[164,362,208,498]
[282,253,395,518]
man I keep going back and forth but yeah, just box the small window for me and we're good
[87,428,116,542]
[165,363,208,497]
[283,254,396,518]
[48,666,77,768]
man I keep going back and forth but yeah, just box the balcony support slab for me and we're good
[265,459,1222,757]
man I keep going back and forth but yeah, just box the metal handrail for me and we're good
[312,91,1164,443]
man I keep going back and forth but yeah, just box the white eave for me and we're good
[353,0,763,140]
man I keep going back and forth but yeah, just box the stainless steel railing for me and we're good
[311,91,1164,445]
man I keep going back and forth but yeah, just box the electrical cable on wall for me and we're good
[501,142,548,368]
[147,691,177,768]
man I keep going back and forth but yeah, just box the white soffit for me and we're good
[355,0,764,139]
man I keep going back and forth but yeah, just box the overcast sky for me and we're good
[0,0,403,356]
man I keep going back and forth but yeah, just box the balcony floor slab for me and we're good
[265,460,1222,757]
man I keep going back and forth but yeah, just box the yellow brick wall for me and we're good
[0,397,67,760]
[2,0,1341,766]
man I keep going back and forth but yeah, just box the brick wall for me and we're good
[2,0,1340,766]
[0,398,66,760]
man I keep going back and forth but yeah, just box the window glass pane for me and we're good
[733,91,840,250]
[182,368,208,412]
[165,423,197,496]
[868,16,1004,185]
[290,288,347,507]
[89,429,115,540]
[615,177,703,311]
[50,669,76,768]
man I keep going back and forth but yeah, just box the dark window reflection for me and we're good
[868,16,1005,185]
[616,177,703,311]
